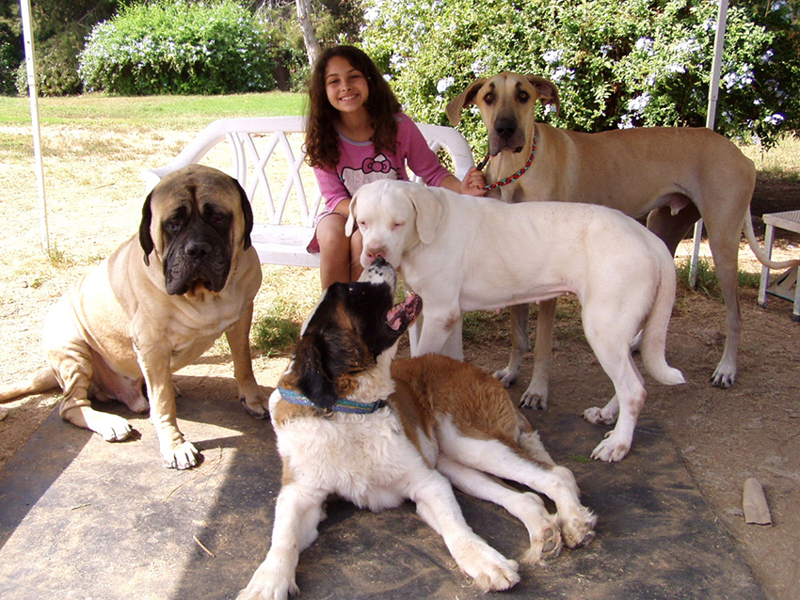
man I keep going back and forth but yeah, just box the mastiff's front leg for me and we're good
[135,332,198,470]
[226,304,269,418]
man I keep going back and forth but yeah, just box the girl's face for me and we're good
[325,56,370,115]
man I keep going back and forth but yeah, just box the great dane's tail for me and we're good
[743,212,800,270]
[639,257,686,386]
[0,368,58,402]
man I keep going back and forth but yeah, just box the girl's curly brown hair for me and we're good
[305,45,402,170]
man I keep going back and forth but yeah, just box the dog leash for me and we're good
[278,386,387,414]
[477,134,537,191]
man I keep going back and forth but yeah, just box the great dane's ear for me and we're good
[410,187,443,245]
[235,178,254,250]
[139,192,155,266]
[526,75,561,114]
[446,78,487,126]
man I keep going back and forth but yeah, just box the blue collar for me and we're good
[278,386,387,414]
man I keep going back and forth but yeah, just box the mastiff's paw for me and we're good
[162,440,200,470]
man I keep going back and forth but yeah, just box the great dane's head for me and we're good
[446,73,560,156]
[139,164,254,296]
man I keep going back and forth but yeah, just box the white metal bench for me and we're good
[142,116,476,268]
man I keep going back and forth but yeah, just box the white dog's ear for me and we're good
[344,196,357,237]
[526,75,561,114]
[410,187,443,245]
[446,78,486,126]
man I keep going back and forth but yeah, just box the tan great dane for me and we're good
[447,72,800,407]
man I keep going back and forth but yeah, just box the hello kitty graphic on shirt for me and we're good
[341,153,398,194]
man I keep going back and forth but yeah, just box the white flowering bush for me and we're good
[362,0,799,148]
[79,1,277,95]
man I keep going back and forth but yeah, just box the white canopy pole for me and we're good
[690,0,728,287]
[20,0,49,254]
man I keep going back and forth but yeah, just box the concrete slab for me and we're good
[0,374,765,600]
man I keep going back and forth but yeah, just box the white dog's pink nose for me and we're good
[366,247,386,262]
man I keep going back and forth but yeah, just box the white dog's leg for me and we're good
[411,471,520,592]
[583,339,647,462]
[437,456,562,564]
[521,299,557,409]
[412,307,463,358]
[238,484,327,600]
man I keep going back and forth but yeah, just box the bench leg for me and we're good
[758,223,775,309]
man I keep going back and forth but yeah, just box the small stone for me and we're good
[743,477,772,525]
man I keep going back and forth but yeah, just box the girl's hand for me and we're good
[460,167,487,196]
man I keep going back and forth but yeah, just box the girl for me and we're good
[305,45,486,288]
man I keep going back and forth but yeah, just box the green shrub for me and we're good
[0,23,22,96]
[79,1,277,95]
[362,0,800,150]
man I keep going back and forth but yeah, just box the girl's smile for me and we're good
[325,56,370,115]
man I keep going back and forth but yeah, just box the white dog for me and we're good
[347,180,685,462]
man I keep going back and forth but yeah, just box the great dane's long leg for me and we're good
[411,471,520,591]
[494,303,530,388]
[521,298,556,409]
[706,225,743,388]
[437,455,562,564]
[237,484,327,600]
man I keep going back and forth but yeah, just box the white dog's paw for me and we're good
[237,563,298,600]
[590,431,631,462]
[161,440,200,470]
[558,506,597,549]
[493,367,518,388]
[454,539,520,592]
[582,406,616,425]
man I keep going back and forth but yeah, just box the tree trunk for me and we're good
[296,0,320,66]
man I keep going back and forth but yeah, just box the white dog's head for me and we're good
[346,180,443,270]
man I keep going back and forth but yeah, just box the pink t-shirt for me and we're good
[307,114,452,253]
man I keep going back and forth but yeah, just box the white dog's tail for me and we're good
[639,258,686,386]
[0,368,59,402]
[743,211,800,270]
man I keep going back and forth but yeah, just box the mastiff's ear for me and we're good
[526,75,561,114]
[410,187,443,245]
[235,179,254,250]
[139,193,154,266]
[446,78,487,126]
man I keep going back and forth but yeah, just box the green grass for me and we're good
[0,91,307,130]
[675,257,761,300]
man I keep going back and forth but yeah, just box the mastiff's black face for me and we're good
[139,165,254,296]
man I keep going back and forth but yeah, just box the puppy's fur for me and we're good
[348,180,685,461]
[238,259,594,600]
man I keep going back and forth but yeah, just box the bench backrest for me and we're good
[142,116,476,230]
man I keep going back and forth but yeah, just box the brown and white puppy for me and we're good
[0,165,267,469]
[446,72,800,399]
[237,258,595,600]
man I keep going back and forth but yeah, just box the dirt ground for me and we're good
[0,136,799,600]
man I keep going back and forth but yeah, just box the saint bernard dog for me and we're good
[237,258,595,599]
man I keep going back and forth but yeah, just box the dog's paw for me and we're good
[237,564,298,600]
[241,395,269,420]
[521,519,562,564]
[493,368,517,388]
[162,440,200,470]
[582,406,616,425]
[454,539,520,592]
[520,388,548,410]
[559,506,597,549]
[590,432,630,462]
[91,413,133,442]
